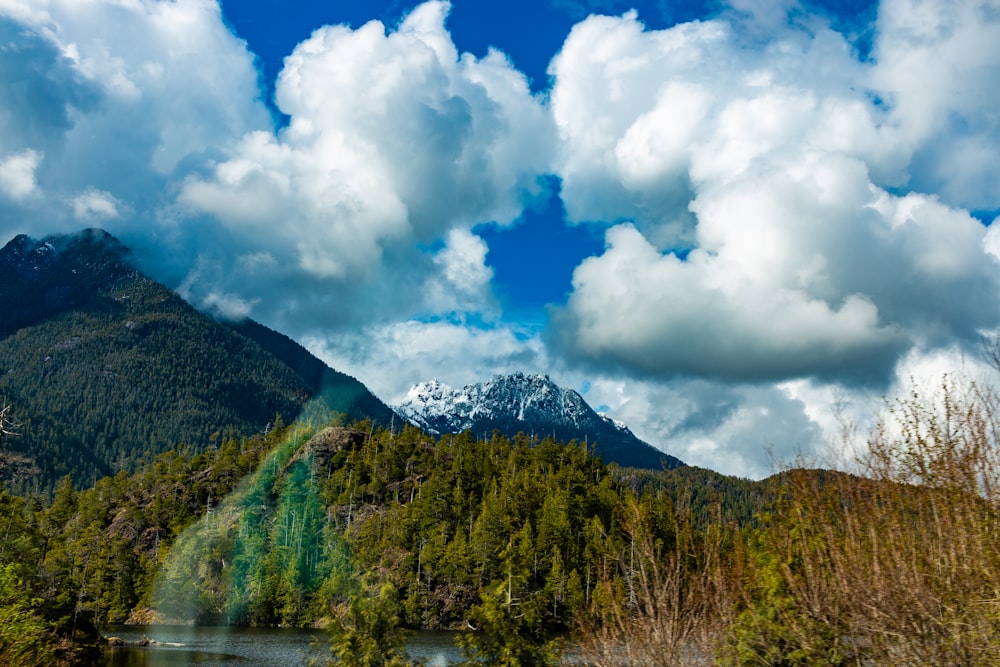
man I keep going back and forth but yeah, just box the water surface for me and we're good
[101,625,463,666]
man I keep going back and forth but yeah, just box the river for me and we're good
[100,625,465,666]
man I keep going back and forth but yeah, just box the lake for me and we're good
[100,625,465,666]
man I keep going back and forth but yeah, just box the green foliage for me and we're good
[722,522,851,667]
[0,563,56,667]
[12,409,786,663]
[8,347,1000,667]
[0,300,313,493]
[457,523,562,667]
[319,574,420,667]
[0,230,394,495]
[0,489,57,665]
[38,427,279,628]
[716,376,1000,665]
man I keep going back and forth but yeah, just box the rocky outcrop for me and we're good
[301,426,366,473]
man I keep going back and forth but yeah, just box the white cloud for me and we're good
[175,1,553,336]
[566,342,1000,479]
[555,222,899,382]
[548,4,1000,386]
[0,149,40,199]
[0,0,548,339]
[424,228,498,319]
[0,0,51,25]
[181,0,552,259]
[198,290,257,321]
[1,0,998,481]
[566,373,824,478]
[47,0,268,173]
[0,0,269,242]
[72,188,120,220]
[305,320,545,405]
[872,0,1000,210]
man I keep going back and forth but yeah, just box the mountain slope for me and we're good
[0,229,393,491]
[226,318,396,427]
[395,372,684,469]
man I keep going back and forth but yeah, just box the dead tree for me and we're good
[0,397,17,447]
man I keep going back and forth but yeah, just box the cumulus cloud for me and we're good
[555,372,824,478]
[72,188,121,221]
[424,228,499,319]
[305,320,545,404]
[552,0,644,21]
[548,3,1000,386]
[554,166,1000,383]
[565,340,1000,479]
[46,0,268,173]
[0,149,40,199]
[180,2,551,291]
[873,0,1000,210]
[2,0,999,480]
[0,0,549,339]
[0,0,268,240]
[0,16,98,158]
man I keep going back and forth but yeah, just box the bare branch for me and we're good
[0,396,20,444]
[980,331,1000,374]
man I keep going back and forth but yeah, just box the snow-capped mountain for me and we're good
[394,372,684,470]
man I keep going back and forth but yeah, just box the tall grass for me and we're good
[576,374,1000,666]
[574,497,738,666]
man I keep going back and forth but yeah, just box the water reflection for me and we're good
[101,625,463,666]
[103,647,247,666]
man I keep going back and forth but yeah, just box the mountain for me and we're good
[227,318,394,428]
[394,372,684,469]
[0,228,394,492]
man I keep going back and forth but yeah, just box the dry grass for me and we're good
[575,374,1000,666]
[574,498,739,666]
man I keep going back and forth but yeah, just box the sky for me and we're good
[2,0,1000,478]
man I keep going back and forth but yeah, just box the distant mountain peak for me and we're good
[0,228,144,338]
[0,228,134,278]
[3,227,127,259]
[0,228,395,491]
[395,372,684,470]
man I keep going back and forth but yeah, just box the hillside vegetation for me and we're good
[0,412,760,665]
[3,372,1000,665]
[2,230,999,664]
[0,229,394,493]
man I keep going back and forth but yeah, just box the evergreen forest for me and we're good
[3,371,1000,665]
[0,230,395,494]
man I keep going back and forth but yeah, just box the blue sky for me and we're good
[2,0,1000,477]
[217,0,880,323]
[224,0,585,96]
[217,0,654,323]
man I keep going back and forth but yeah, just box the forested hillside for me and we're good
[0,229,394,493]
[3,230,999,667]
[4,372,1000,666]
[0,414,766,664]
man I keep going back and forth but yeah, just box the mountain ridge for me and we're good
[395,372,684,470]
[0,228,395,492]
[1,227,683,491]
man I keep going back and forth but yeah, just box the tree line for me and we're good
[2,373,1000,665]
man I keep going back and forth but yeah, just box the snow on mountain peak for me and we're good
[392,372,683,469]
[598,412,634,436]
[386,373,683,469]
[399,372,610,436]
